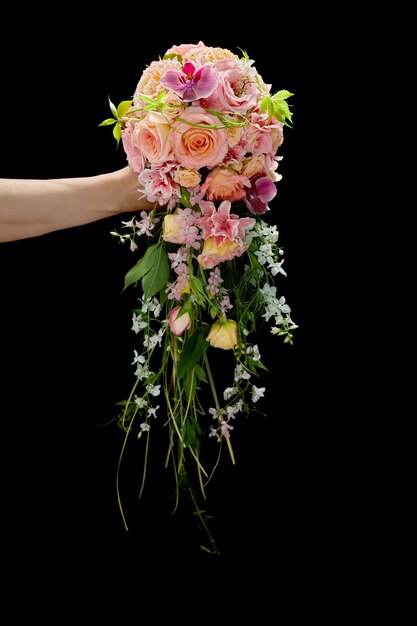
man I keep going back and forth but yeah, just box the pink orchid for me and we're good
[244,176,277,215]
[160,62,218,102]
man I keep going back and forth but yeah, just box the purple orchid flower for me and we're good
[160,62,218,102]
[243,176,277,215]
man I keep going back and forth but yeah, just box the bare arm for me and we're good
[0,166,153,243]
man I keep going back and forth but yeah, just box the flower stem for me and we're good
[203,351,236,465]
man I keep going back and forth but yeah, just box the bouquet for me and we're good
[101,42,296,552]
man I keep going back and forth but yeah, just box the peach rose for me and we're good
[197,237,248,269]
[162,214,182,243]
[227,125,244,148]
[133,111,173,165]
[271,120,284,152]
[200,167,250,202]
[242,155,266,179]
[170,107,228,170]
[206,318,238,350]
[172,168,201,188]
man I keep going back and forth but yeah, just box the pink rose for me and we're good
[165,42,205,56]
[133,111,173,164]
[200,167,250,202]
[122,123,146,174]
[168,306,191,336]
[197,237,249,269]
[200,59,258,113]
[170,107,228,170]
[245,112,283,156]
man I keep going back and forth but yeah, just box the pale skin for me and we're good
[0,166,154,243]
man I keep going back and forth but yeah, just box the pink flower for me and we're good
[165,42,205,56]
[133,111,173,165]
[170,107,228,170]
[200,167,250,202]
[168,306,191,336]
[200,59,258,113]
[139,167,180,208]
[163,209,201,249]
[122,123,146,174]
[197,237,249,269]
[195,201,255,244]
[160,62,218,102]
[243,176,277,215]
[244,112,283,156]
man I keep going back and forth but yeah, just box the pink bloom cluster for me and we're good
[122,42,284,215]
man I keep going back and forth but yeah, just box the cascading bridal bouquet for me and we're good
[100,42,296,552]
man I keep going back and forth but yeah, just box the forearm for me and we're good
[0,167,153,243]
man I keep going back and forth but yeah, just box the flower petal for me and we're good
[182,62,196,76]
[193,67,218,99]
[160,70,186,96]
[255,177,277,202]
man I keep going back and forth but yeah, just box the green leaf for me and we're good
[117,100,132,117]
[190,275,207,305]
[184,419,200,451]
[123,244,158,291]
[273,89,294,100]
[238,47,250,61]
[259,95,271,115]
[98,118,117,126]
[260,90,294,127]
[180,186,191,208]
[113,123,121,144]
[210,305,218,319]
[194,364,208,383]
[163,53,183,62]
[177,331,209,380]
[142,245,169,300]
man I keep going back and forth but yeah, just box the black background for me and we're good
[0,10,345,600]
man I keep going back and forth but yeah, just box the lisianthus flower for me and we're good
[243,176,277,215]
[206,318,238,350]
[160,62,218,102]
[168,306,191,336]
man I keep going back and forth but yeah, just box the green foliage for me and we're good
[142,245,170,300]
[260,90,294,127]
[177,331,209,380]
[98,96,133,146]
[124,243,169,300]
